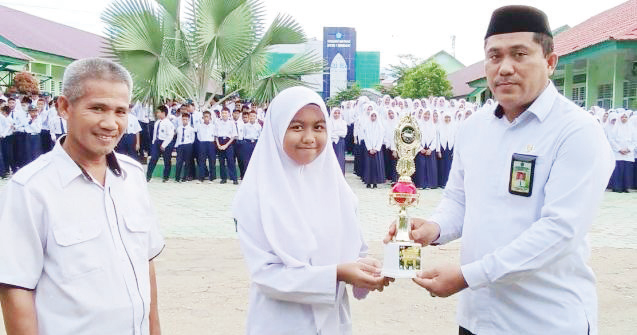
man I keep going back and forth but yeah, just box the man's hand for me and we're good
[0,284,38,335]
[383,218,441,246]
[412,264,468,298]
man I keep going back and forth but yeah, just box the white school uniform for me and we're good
[216,119,238,139]
[0,138,165,335]
[126,113,143,135]
[175,124,196,147]
[152,118,175,149]
[196,121,216,142]
[242,122,261,141]
[233,87,369,335]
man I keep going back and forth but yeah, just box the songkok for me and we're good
[485,5,552,39]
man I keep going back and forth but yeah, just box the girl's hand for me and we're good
[337,262,386,291]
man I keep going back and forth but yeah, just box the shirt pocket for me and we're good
[52,223,103,280]
[124,216,152,260]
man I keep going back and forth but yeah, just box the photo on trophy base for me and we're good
[398,245,421,270]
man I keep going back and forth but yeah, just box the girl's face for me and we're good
[388,110,395,119]
[621,114,629,123]
[445,115,452,124]
[465,111,472,118]
[603,113,608,122]
[370,113,377,122]
[283,104,327,165]
[333,110,341,119]
[367,106,373,113]
[610,119,616,125]
[433,112,439,123]
[424,111,430,121]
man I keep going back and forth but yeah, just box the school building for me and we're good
[0,5,106,96]
[449,0,637,110]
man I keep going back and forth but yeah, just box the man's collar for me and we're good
[493,80,557,123]
[55,136,123,187]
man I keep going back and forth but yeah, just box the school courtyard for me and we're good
[0,175,635,334]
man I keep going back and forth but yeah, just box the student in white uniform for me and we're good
[115,111,142,160]
[146,105,175,182]
[0,57,164,335]
[233,86,390,335]
[608,111,636,192]
[174,113,196,182]
[386,6,614,335]
[196,110,218,183]
[215,107,238,184]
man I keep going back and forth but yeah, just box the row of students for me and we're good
[0,96,67,178]
[145,105,262,184]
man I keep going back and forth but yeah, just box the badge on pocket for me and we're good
[509,153,536,197]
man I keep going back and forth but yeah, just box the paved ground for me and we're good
[0,169,636,334]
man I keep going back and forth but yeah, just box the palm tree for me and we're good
[102,0,323,108]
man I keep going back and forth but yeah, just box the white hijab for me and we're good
[330,107,347,143]
[421,109,437,149]
[438,110,456,150]
[363,110,385,150]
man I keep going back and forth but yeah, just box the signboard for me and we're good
[323,27,356,99]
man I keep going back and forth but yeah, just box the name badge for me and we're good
[509,153,536,197]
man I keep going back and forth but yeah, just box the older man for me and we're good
[386,5,614,335]
[0,58,164,335]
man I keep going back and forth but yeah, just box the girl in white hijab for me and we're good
[414,109,439,189]
[233,87,389,335]
[437,110,456,187]
[330,107,348,174]
[382,108,399,182]
[362,109,385,188]
[607,111,636,192]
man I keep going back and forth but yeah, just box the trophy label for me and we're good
[398,245,421,270]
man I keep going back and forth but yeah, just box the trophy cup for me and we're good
[382,114,422,278]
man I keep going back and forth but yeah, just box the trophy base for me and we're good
[381,241,422,279]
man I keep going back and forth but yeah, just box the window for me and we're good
[39,80,46,94]
[624,81,637,109]
[597,84,612,109]
[571,84,586,107]
[553,78,564,96]
[58,81,63,96]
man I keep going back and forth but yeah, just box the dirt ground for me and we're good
[152,238,636,335]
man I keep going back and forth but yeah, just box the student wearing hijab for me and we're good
[233,86,390,335]
[415,109,439,189]
[437,111,456,187]
[330,107,347,174]
[362,110,385,188]
[383,108,399,183]
[608,111,636,192]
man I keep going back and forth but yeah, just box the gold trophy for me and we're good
[382,114,422,278]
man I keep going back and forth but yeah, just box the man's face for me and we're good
[182,116,189,126]
[485,32,557,111]
[37,100,45,111]
[221,110,229,121]
[249,113,257,123]
[29,110,38,119]
[241,113,249,123]
[203,114,211,124]
[156,110,165,120]
[8,100,15,109]
[59,79,129,160]
[233,111,240,121]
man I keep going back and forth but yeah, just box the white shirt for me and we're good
[175,124,196,147]
[49,114,67,138]
[24,116,42,135]
[430,82,614,335]
[0,113,11,137]
[152,118,175,149]
[126,113,142,135]
[216,119,238,138]
[242,122,261,141]
[196,122,216,142]
[0,139,165,335]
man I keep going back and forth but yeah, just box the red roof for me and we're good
[0,41,33,61]
[554,0,637,56]
[448,60,485,97]
[0,5,107,60]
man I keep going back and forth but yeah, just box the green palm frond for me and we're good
[230,14,307,88]
[251,51,324,104]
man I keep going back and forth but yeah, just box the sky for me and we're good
[0,0,629,69]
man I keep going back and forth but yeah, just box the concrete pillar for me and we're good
[612,52,625,108]
[564,63,573,102]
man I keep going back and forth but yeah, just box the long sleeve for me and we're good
[460,122,614,289]
[238,222,337,305]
